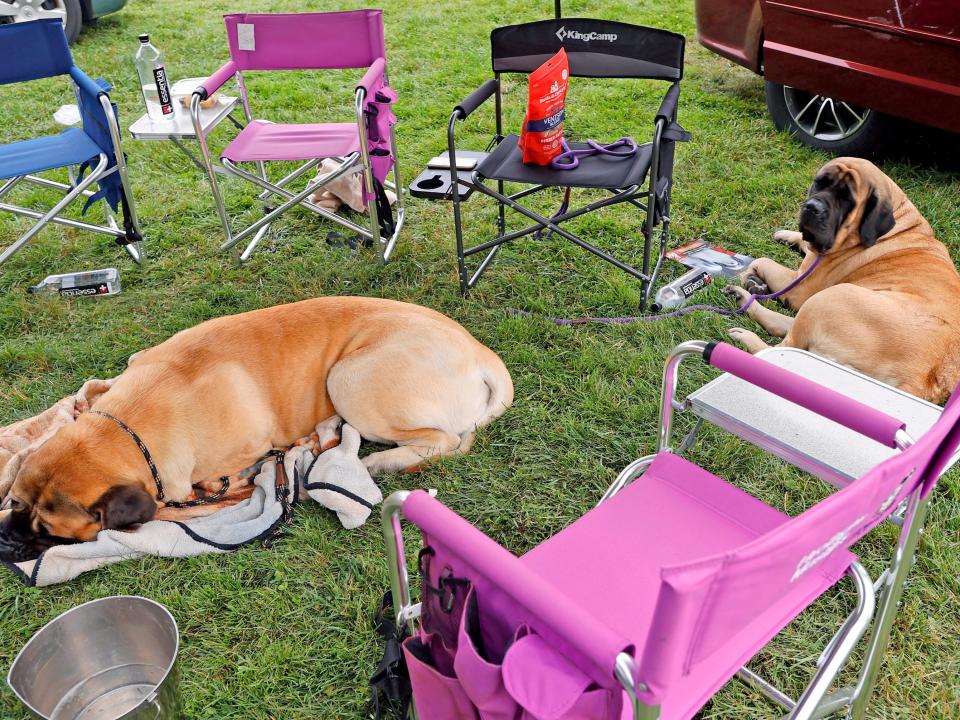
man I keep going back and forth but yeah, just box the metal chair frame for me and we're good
[191,69,405,264]
[0,89,144,267]
[449,87,672,306]
[382,339,937,719]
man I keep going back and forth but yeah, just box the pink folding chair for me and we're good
[190,10,404,263]
[381,340,958,719]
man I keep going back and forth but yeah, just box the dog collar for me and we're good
[90,410,166,500]
[90,410,233,509]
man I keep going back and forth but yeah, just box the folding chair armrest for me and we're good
[397,490,634,689]
[356,57,387,98]
[655,82,680,123]
[195,60,239,100]
[453,78,499,120]
[69,65,106,99]
[702,341,907,448]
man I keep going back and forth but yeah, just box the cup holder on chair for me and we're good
[418,174,445,190]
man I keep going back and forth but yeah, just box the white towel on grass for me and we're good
[5,424,383,587]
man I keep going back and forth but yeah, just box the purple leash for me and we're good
[535,138,638,239]
[551,137,638,170]
[514,254,822,326]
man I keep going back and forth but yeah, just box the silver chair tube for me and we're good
[233,70,269,184]
[220,155,367,249]
[657,340,709,453]
[787,562,875,720]
[615,652,660,719]
[99,93,144,263]
[848,487,931,719]
[191,91,237,261]
[23,174,96,197]
[0,175,26,200]
[381,491,417,636]
[0,200,125,237]
[0,153,109,266]
[599,455,656,504]
[355,87,384,261]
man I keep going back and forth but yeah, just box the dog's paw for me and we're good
[723,285,751,303]
[727,327,767,352]
[742,273,770,295]
[774,230,805,255]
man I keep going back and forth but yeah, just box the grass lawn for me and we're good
[1,0,958,717]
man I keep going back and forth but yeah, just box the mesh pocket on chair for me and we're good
[453,587,522,720]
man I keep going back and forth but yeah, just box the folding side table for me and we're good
[684,347,958,489]
[128,95,241,172]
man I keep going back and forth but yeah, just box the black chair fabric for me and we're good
[491,19,684,80]
[476,135,653,189]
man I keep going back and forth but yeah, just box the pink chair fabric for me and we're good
[223,11,385,71]
[399,355,960,718]
[221,121,361,163]
[202,10,397,196]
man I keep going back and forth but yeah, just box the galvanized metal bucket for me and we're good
[8,596,180,720]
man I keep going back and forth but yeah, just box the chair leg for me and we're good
[0,154,109,266]
[99,94,145,264]
[365,167,383,263]
[848,491,930,720]
[220,156,366,259]
[379,125,405,263]
[786,562,875,720]
[0,175,26,200]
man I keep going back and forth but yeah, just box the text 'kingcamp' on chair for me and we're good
[449,17,690,306]
[381,340,958,719]
[0,19,144,268]
[192,10,404,264]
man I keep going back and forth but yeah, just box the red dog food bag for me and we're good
[519,48,569,165]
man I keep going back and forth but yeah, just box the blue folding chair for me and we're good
[0,19,144,267]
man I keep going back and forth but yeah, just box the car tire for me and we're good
[60,0,82,44]
[0,0,82,44]
[764,80,889,155]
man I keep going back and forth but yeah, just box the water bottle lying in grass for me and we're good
[28,268,121,297]
[651,268,711,311]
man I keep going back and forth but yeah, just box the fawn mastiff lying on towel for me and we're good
[2,297,513,547]
[725,157,960,404]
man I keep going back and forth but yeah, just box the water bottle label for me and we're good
[153,66,173,115]
[60,283,112,297]
[679,272,711,298]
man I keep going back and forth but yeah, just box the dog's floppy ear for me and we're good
[91,485,156,530]
[859,190,895,247]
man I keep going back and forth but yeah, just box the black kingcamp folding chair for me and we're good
[449,17,690,307]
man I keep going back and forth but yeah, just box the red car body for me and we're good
[695,0,960,134]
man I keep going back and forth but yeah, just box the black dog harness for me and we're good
[90,410,229,508]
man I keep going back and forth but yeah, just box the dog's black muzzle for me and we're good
[0,511,62,562]
[799,195,835,253]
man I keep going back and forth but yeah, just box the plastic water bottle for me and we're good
[651,269,712,311]
[27,269,121,298]
[135,34,174,122]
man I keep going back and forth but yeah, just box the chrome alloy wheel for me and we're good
[782,86,872,141]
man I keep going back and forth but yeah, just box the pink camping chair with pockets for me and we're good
[190,10,404,263]
[381,340,958,719]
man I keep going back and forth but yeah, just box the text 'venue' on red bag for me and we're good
[519,48,569,165]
